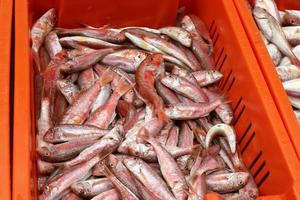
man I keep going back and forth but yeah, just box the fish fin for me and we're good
[98,68,114,85]
[115,78,132,96]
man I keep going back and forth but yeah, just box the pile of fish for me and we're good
[32,8,258,200]
[253,0,300,124]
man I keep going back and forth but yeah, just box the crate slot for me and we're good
[238,123,252,145]
[233,104,246,126]
[215,47,224,67]
[232,97,242,114]
[253,160,266,179]
[211,28,218,41]
[225,77,235,93]
[257,171,270,188]
[241,131,255,154]
[220,69,232,90]
[216,53,227,71]
[213,33,220,46]
[209,20,215,32]
[249,151,262,170]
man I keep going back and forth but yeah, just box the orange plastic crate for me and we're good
[0,0,12,200]
[13,0,300,199]
[233,0,300,162]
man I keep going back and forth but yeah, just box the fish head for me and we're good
[211,70,223,81]
[253,7,270,19]
[71,182,91,197]
[44,127,63,143]
[180,15,196,33]
[106,154,119,169]
[234,172,250,187]
[37,146,53,159]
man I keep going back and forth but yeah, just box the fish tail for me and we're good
[115,78,132,96]
[98,68,114,85]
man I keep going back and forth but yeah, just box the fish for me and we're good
[91,84,112,113]
[283,78,300,97]
[77,68,95,90]
[62,192,82,200]
[40,156,99,200]
[37,159,56,175]
[60,36,124,49]
[100,165,140,200]
[164,100,222,120]
[266,43,282,66]
[181,15,214,69]
[95,154,141,198]
[45,31,62,58]
[283,26,300,46]
[138,128,188,200]
[202,88,233,124]
[31,8,56,71]
[135,53,168,123]
[37,98,52,147]
[159,26,192,47]
[253,7,300,65]
[123,157,177,200]
[85,79,131,129]
[60,48,115,73]
[188,172,206,200]
[116,100,138,132]
[282,10,300,26]
[90,189,120,200]
[44,124,109,143]
[276,65,300,81]
[64,126,124,167]
[166,125,179,146]
[102,49,148,72]
[55,27,126,43]
[205,123,236,154]
[177,122,194,170]
[56,79,80,104]
[71,178,114,198]
[206,172,250,193]
[37,138,96,162]
[192,70,223,86]
[161,74,208,103]
[254,0,281,23]
[60,69,113,124]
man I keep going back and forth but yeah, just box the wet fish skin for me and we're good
[266,43,282,66]
[78,68,95,90]
[40,156,100,200]
[159,26,192,47]
[91,84,111,113]
[123,157,177,200]
[276,65,300,81]
[31,8,56,71]
[55,27,126,43]
[37,138,96,162]
[56,79,80,104]
[117,100,138,132]
[282,10,300,26]
[192,70,223,86]
[85,79,131,129]
[135,53,168,123]
[206,172,250,193]
[60,69,114,124]
[283,26,300,46]
[205,123,236,154]
[161,74,208,103]
[45,31,62,58]
[138,128,188,200]
[253,7,300,65]
[60,48,115,73]
[254,0,281,23]
[164,100,222,120]
[44,124,109,143]
[91,188,120,200]
[71,178,114,198]
[64,126,124,168]
[283,78,300,97]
